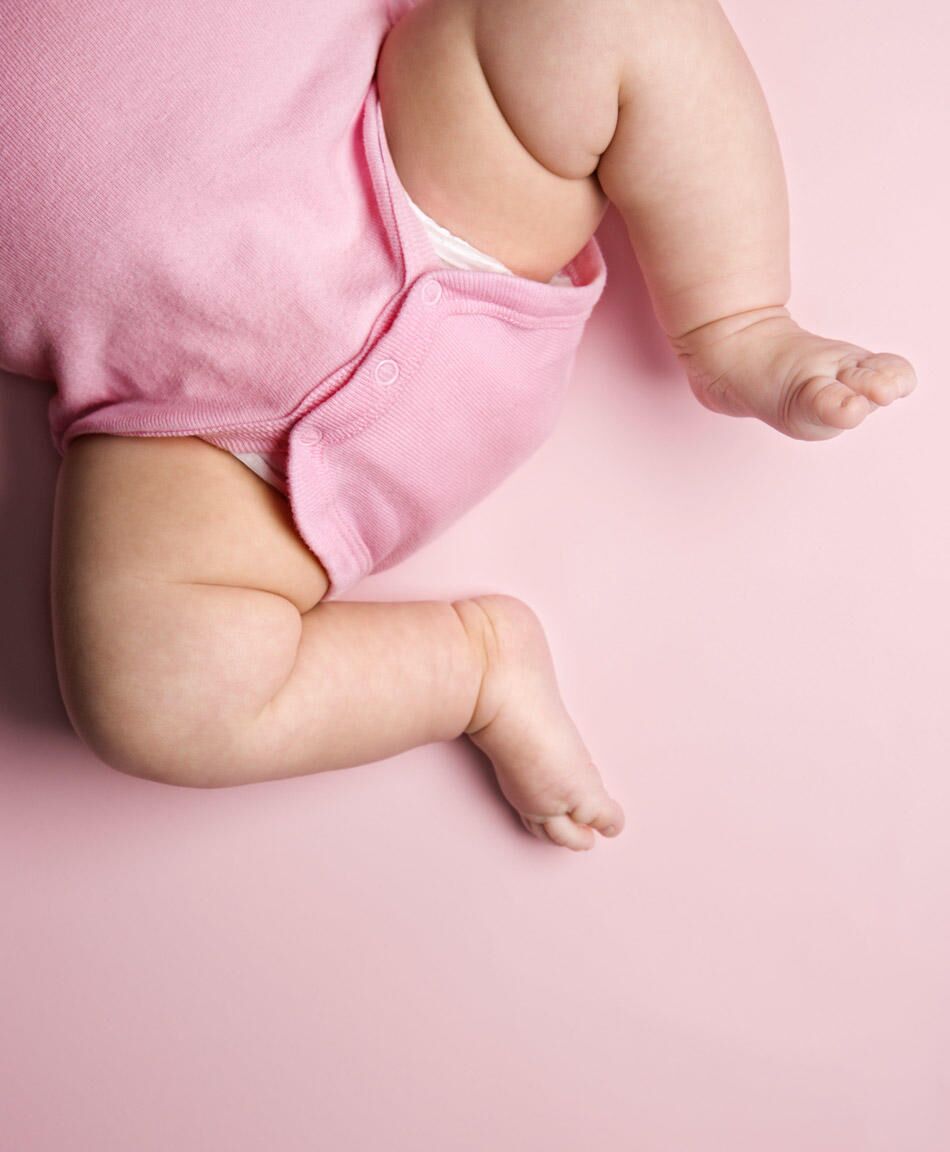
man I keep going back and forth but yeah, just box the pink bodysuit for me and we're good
[0,0,606,599]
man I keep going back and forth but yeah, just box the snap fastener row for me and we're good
[374,358,400,385]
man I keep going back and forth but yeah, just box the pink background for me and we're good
[1,2,947,1148]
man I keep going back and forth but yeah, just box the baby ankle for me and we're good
[669,304,795,357]
[451,597,500,737]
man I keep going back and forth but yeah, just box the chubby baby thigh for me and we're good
[376,0,610,284]
[53,435,329,607]
[50,435,329,781]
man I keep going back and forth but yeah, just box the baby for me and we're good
[3,0,916,850]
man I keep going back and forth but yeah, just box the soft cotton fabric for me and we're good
[229,186,574,494]
[0,0,606,598]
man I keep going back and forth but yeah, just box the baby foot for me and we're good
[674,307,918,441]
[454,594,625,851]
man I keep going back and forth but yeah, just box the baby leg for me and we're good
[387,0,916,439]
[54,435,623,850]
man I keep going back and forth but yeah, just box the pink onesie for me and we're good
[0,0,606,599]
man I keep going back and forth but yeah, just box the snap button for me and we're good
[306,426,324,445]
[422,280,443,305]
[374,358,400,385]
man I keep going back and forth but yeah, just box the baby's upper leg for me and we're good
[51,434,329,782]
[377,0,611,283]
[55,434,329,609]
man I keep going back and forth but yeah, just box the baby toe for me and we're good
[520,813,548,842]
[837,353,915,404]
[570,792,625,838]
[792,375,872,432]
[860,352,917,397]
[539,814,595,851]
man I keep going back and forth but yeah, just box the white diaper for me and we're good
[404,196,573,285]
[227,194,571,493]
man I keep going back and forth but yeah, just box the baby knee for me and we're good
[53,578,300,788]
[61,679,219,789]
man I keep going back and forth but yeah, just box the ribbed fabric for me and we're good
[1,1,607,598]
[230,185,574,493]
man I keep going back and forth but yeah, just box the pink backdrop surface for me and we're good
[1,3,947,1149]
